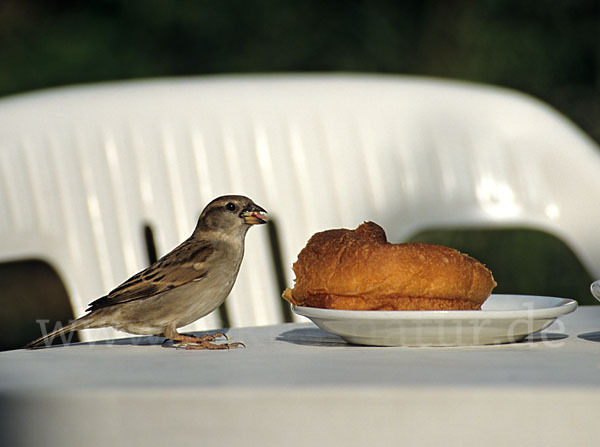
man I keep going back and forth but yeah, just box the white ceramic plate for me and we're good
[293,294,577,346]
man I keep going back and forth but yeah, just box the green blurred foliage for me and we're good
[408,228,596,305]
[0,0,598,140]
[0,260,78,351]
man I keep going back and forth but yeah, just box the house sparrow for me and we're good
[25,195,268,350]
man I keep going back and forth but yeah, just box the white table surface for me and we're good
[1,306,599,447]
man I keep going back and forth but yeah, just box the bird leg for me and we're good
[173,333,228,343]
[163,327,244,350]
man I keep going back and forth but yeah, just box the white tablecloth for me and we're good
[1,307,599,446]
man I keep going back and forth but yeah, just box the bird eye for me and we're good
[226,202,236,212]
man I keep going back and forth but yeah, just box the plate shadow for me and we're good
[577,331,600,342]
[277,327,347,347]
[523,332,568,343]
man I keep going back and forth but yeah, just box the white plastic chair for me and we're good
[1,74,599,342]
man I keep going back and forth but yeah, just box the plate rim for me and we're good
[292,294,578,321]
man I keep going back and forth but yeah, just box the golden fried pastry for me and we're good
[282,222,496,311]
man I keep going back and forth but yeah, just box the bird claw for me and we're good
[175,340,245,350]
[210,332,229,341]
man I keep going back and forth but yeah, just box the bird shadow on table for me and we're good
[87,335,167,347]
[577,331,600,342]
[277,327,348,347]
[25,336,162,350]
[38,329,233,349]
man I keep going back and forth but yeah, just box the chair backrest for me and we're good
[1,74,599,341]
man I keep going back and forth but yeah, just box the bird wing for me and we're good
[86,240,215,311]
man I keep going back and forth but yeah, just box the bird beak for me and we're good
[241,204,268,225]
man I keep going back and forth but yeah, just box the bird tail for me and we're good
[24,315,94,349]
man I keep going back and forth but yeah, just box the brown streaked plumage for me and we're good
[25,195,267,350]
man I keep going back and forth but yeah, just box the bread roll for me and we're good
[283,222,496,311]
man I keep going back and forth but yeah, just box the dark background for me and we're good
[1,0,599,350]
[1,1,598,142]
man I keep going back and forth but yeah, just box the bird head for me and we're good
[196,195,268,235]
